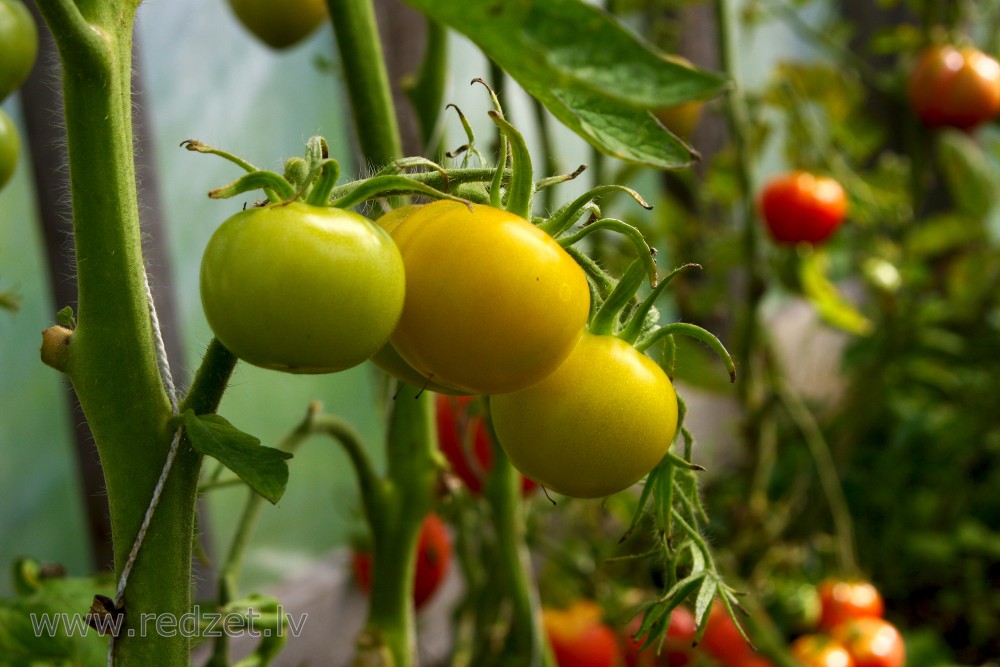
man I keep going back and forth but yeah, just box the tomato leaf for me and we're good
[799,251,873,336]
[403,0,728,168]
[937,129,1000,219]
[181,411,292,504]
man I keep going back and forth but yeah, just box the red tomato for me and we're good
[544,601,624,667]
[831,618,906,667]
[623,606,696,667]
[352,513,452,610]
[759,172,847,245]
[790,635,855,667]
[733,656,776,667]
[435,395,537,495]
[700,602,751,664]
[817,580,884,631]
[908,45,1000,130]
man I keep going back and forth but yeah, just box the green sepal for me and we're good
[328,175,470,210]
[556,218,657,285]
[589,258,647,336]
[618,264,701,344]
[540,184,651,237]
[488,111,533,219]
[208,171,296,203]
[637,323,736,384]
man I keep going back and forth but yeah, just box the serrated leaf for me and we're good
[403,0,728,168]
[181,412,292,504]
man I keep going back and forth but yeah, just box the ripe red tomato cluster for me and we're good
[791,580,905,667]
[908,44,1000,130]
[351,513,452,610]
[759,172,848,246]
[544,600,624,667]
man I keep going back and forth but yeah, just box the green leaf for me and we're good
[799,250,873,336]
[181,412,292,504]
[55,306,75,328]
[937,129,1000,219]
[404,0,728,168]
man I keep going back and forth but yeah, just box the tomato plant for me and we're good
[817,580,884,631]
[908,44,1000,130]
[790,635,855,667]
[759,172,847,245]
[435,395,537,495]
[623,606,696,667]
[352,513,452,610]
[543,600,623,667]
[0,109,18,190]
[200,201,405,374]
[225,0,328,50]
[0,0,37,102]
[491,331,678,498]
[388,200,590,395]
[831,618,905,667]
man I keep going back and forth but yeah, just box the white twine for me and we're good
[107,277,182,664]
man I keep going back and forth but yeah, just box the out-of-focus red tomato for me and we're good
[622,606,696,667]
[759,172,847,245]
[700,602,751,664]
[817,580,884,631]
[791,634,855,667]
[544,600,624,667]
[831,618,906,667]
[908,45,1000,130]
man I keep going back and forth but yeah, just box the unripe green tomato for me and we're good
[492,332,678,498]
[226,0,328,50]
[0,109,18,189]
[0,0,37,102]
[388,200,590,395]
[200,201,405,374]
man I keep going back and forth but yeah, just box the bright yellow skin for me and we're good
[226,0,328,50]
[491,332,678,499]
[200,202,405,374]
[388,200,590,395]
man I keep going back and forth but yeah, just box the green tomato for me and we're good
[388,200,590,395]
[0,0,37,102]
[0,109,19,189]
[491,332,678,498]
[200,201,405,374]
[226,0,328,50]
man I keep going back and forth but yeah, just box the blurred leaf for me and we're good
[937,129,1000,219]
[404,0,729,168]
[799,250,873,335]
[905,214,986,259]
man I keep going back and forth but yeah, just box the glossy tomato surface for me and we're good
[831,618,906,667]
[0,109,18,189]
[908,45,1000,129]
[544,601,623,667]
[200,202,404,373]
[226,0,328,49]
[436,395,537,495]
[389,200,590,395]
[817,580,884,631]
[352,513,452,610]
[790,634,855,667]
[759,172,847,245]
[492,332,678,499]
[0,0,37,102]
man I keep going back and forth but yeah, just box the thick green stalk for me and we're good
[483,420,552,667]
[33,1,209,664]
[327,0,403,168]
[356,387,438,667]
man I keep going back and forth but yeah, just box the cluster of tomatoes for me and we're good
[201,189,681,500]
[0,0,37,192]
[790,580,904,667]
[757,44,1000,248]
[540,579,904,667]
